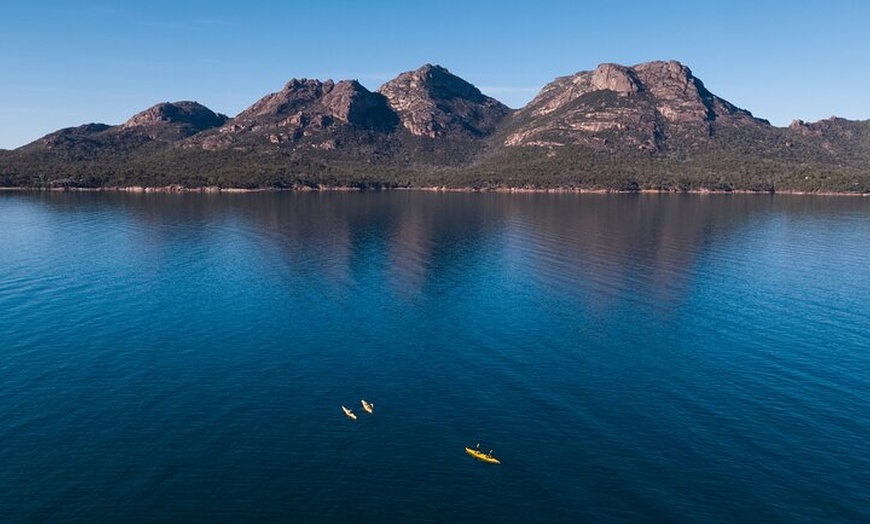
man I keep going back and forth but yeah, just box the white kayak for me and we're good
[342,406,357,420]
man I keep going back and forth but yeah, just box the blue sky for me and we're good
[1,0,867,149]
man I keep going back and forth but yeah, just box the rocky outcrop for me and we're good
[202,65,508,150]
[378,64,510,138]
[31,102,226,152]
[591,63,641,95]
[122,101,228,135]
[788,116,866,138]
[505,60,768,151]
[505,64,658,150]
[632,61,755,129]
[786,116,870,157]
[235,79,334,122]
[233,78,396,130]
[203,78,399,149]
[321,80,398,130]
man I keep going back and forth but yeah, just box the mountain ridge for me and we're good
[1,60,867,193]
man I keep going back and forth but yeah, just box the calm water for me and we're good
[1,191,868,523]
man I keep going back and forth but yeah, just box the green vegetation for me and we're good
[2,115,868,193]
[2,140,867,193]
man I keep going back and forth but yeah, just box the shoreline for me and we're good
[0,185,867,196]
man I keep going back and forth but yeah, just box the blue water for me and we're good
[1,191,868,523]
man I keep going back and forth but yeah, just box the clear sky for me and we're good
[1,0,868,149]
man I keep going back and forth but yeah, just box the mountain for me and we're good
[501,60,769,152]
[1,61,867,192]
[378,64,510,138]
[479,61,868,192]
[188,64,509,152]
[17,101,227,158]
[122,101,229,137]
[195,78,398,152]
[788,117,870,160]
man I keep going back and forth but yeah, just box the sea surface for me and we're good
[0,191,868,523]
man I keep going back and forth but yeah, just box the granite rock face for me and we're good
[378,64,510,138]
[199,64,511,150]
[122,101,228,135]
[236,79,334,121]
[202,78,398,150]
[505,60,767,151]
[233,78,395,129]
[632,60,753,129]
[321,80,397,130]
[591,63,641,95]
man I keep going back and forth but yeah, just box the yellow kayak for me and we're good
[465,446,500,464]
[342,406,357,420]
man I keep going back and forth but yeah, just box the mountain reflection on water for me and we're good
[32,190,865,307]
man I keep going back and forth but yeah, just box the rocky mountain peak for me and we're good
[631,60,716,123]
[633,60,694,89]
[29,102,227,153]
[236,79,336,121]
[787,116,868,147]
[379,64,510,138]
[400,64,483,102]
[789,118,823,137]
[199,76,400,150]
[320,80,398,130]
[591,63,642,94]
[122,101,228,134]
[320,80,366,119]
[789,116,850,131]
[507,59,765,150]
